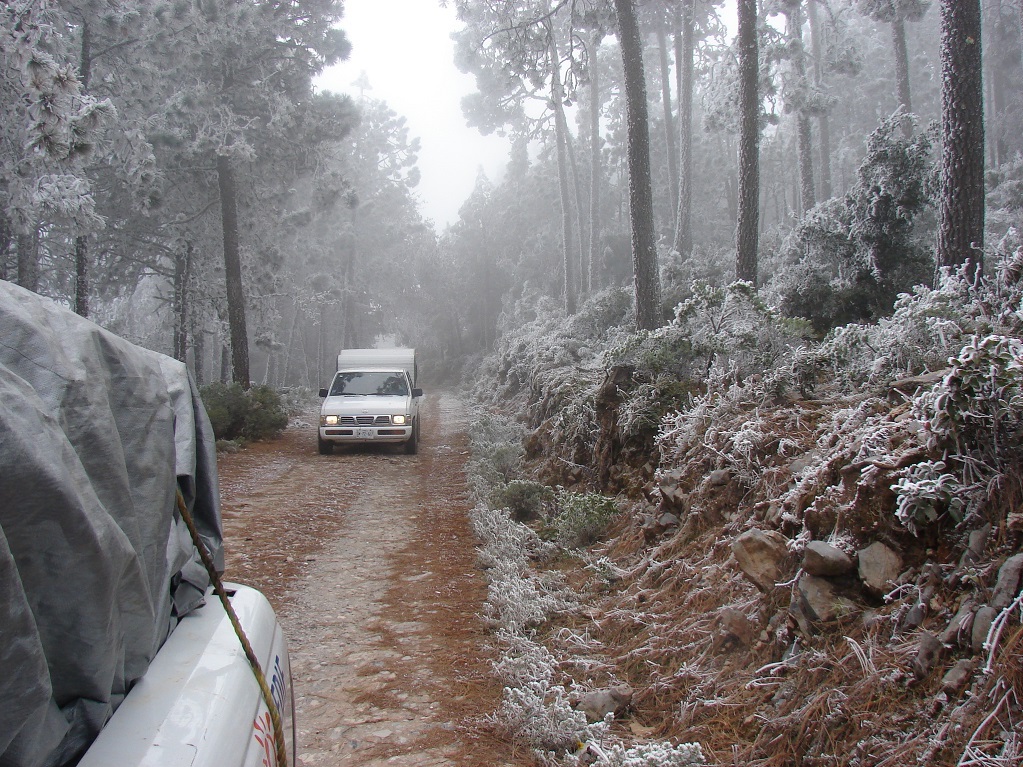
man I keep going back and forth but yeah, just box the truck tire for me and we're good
[317,435,333,455]
[403,420,418,455]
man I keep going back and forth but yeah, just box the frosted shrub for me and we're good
[492,629,556,688]
[491,479,554,522]
[599,741,705,767]
[485,558,572,632]
[916,335,1023,460]
[494,677,588,754]
[891,460,966,535]
[549,490,619,549]
[467,411,525,504]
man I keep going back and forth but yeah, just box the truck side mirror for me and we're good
[319,388,328,398]
[412,388,423,398]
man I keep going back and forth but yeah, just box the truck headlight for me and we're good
[392,414,407,425]
[322,415,339,426]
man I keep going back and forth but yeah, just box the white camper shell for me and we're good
[318,348,423,455]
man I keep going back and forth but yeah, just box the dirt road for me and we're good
[218,392,526,766]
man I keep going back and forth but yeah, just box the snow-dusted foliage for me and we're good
[597,741,705,767]
[467,406,704,763]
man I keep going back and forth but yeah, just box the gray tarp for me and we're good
[0,281,223,767]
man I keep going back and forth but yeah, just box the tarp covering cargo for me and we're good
[0,280,223,767]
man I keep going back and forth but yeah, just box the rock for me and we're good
[972,606,996,653]
[707,468,731,487]
[912,632,945,680]
[732,529,790,591]
[938,599,976,647]
[794,574,858,624]
[714,608,754,650]
[941,658,978,694]
[903,603,926,630]
[959,523,992,567]
[658,482,688,512]
[990,553,1023,610]
[858,542,903,596]
[641,511,680,542]
[802,541,855,577]
[576,684,634,722]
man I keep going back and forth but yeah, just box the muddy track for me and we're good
[218,392,529,766]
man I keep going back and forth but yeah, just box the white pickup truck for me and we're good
[318,347,423,455]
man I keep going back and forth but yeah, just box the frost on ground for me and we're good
[465,250,1023,766]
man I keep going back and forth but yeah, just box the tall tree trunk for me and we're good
[74,20,92,317]
[787,3,816,212]
[588,29,603,293]
[566,126,589,299]
[936,0,984,278]
[17,230,39,292]
[673,1,695,259]
[0,215,11,281]
[735,0,761,284]
[217,153,251,388]
[892,16,913,136]
[549,26,577,316]
[614,0,662,330]
[193,323,205,387]
[806,0,832,198]
[74,236,89,317]
[984,0,1007,166]
[173,241,192,363]
[657,23,679,234]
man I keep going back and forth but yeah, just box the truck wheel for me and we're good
[404,421,418,455]
[317,436,333,455]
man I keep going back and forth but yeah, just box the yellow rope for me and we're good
[175,491,289,767]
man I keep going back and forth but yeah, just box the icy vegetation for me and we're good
[466,243,1023,765]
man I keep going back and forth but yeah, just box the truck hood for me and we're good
[321,394,410,415]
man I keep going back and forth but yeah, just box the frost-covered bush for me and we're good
[467,411,526,503]
[891,460,966,535]
[493,677,589,754]
[917,335,1023,460]
[774,116,937,334]
[547,490,619,549]
[900,334,1023,528]
[491,479,554,522]
[470,504,567,631]
[200,383,289,442]
[597,741,705,767]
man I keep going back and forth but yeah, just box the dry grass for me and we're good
[519,390,1023,766]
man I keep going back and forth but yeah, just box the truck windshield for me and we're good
[329,372,409,397]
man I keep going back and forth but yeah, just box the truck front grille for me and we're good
[339,415,391,426]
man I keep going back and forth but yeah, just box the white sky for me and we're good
[315,0,510,231]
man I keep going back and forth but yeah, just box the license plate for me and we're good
[355,428,375,439]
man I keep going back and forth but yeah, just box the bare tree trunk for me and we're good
[74,236,89,317]
[936,0,984,278]
[549,26,577,316]
[193,324,205,387]
[217,153,251,388]
[614,0,662,330]
[735,0,760,285]
[17,230,39,292]
[172,242,191,362]
[806,0,832,199]
[657,23,679,234]
[673,1,695,259]
[0,215,11,281]
[786,3,816,213]
[588,29,603,293]
[74,20,94,317]
[892,16,913,136]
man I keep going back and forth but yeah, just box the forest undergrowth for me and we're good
[464,240,1023,766]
